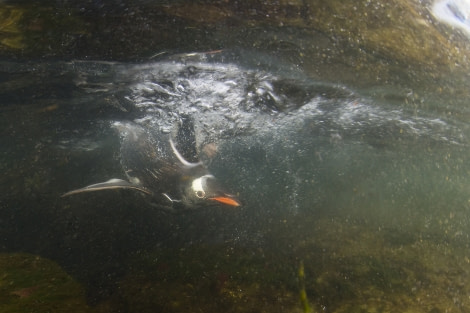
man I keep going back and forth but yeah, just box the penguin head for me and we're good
[169,137,241,209]
[182,174,241,208]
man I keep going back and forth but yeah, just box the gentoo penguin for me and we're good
[62,121,241,210]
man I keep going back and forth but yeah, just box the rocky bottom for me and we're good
[2,216,469,313]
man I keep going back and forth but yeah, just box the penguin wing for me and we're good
[61,178,152,197]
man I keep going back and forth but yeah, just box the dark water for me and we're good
[1,2,470,312]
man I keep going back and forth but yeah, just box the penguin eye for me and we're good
[195,190,205,198]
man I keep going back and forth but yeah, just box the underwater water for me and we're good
[1,1,470,313]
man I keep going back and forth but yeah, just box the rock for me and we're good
[0,253,92,313]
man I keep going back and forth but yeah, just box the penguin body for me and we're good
[62,121,240,210]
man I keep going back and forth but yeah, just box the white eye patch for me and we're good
[191,175,215,198]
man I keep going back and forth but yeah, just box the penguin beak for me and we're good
[209,194,241,207]
[192,175,241,207]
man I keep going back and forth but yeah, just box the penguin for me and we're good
[62,121,241,210]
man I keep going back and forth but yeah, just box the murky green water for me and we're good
[1,1,470,312]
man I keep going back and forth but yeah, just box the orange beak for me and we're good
[209,196,241,207]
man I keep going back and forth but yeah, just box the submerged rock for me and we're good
[114,245,300,313]
[101,214,470,312]
[1,0,469,85]
[0,253,91,312]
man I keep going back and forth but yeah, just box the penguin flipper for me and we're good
[61,178,152,197]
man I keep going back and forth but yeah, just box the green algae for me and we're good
[0,3,88,55]
[298,260,313,313]
[0,253,91,313]
[0,6,24,49]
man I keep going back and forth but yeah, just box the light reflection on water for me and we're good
[432,0,470,35]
